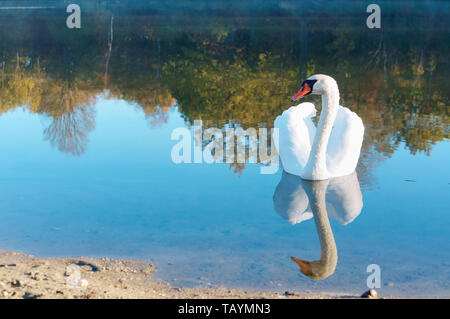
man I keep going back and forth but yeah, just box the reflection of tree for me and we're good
[163,43,299,128]
[113,84,175,129]
[37,81,98,156]
[0,55,44,114]
[0,57,98,156]
[43,105,96,156]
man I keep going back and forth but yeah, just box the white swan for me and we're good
[274,74,364,180]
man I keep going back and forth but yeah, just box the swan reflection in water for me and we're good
[273,172,363,280]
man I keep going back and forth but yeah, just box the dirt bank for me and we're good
[0,249,358,299]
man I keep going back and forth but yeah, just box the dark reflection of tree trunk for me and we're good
[383,31,387,85]
[104,14,114,88]
[1,61,4,88]
[300,20,308,77]
[156,38,161,80]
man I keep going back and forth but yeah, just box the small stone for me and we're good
[11,280,22,287]
[2,290,8,297]
[142,268,152,275]
[284,291,298,296]
[361,289,378,298]
[23,291,42,299]
[80,279,88,287]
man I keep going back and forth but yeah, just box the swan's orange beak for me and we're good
[291,83,311,101]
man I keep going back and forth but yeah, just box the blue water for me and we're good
[0,96,448,296]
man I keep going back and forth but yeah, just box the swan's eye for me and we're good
[304,79,317,90]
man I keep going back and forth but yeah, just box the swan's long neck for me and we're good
[302,83,340,180]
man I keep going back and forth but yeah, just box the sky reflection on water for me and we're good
[0,98,448,296]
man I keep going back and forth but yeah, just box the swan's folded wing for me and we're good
[274,103,316,176]
[326,106,364,178]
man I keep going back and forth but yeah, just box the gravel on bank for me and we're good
[0,249,358,299]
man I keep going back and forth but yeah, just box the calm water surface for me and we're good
[0,1,448,296]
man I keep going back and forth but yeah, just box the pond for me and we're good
[0,1,448,297]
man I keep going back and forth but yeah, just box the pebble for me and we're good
[11,279,22,287]
[361,289,378,298]
[23,291,42,299]
[142,268,152,275]
[284,291,299,297]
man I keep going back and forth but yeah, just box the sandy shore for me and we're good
[0,249,362,299]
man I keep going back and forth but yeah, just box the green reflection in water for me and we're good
[0,2,448,180]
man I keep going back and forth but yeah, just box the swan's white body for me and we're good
[274,74,364,180]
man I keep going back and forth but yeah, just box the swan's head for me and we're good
[291,74,337,101]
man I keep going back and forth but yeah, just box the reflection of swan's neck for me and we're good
[312,182,338,276]
[302,82,340,180]
[292,180,338,280]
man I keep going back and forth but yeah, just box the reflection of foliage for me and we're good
[0,56,45,113]
[384,54,448,155]
[35,80,97,117]
[0,57,98,156]
[0,8,448,177]
[163,41,299,128]
[112,84,175,129]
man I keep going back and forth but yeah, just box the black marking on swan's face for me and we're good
[291,79,317,101]
[301,79,318,94]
